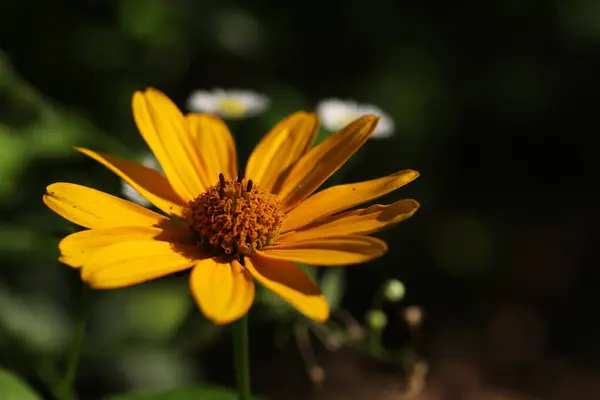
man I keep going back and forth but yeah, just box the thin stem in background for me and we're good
[57,285,90,400]
[295,323,325,388]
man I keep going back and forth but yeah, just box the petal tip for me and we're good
[310,300,331,323]
[410,199,421,210]
[207,315,242,326]
[289,110,309,117]
[361,114,380,125]
[145,87,171,100]
[58,256,81,269]
[44,182,62,196]
[352,114,380,137]
[133,88,166,105]
[74,147,94,158]
[143,87,160,95]
[303,112,320,125]
[284,111,320,127]
[370,237,389,257]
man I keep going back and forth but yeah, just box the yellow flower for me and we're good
[43,88,420,325]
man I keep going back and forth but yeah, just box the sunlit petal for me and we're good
[133,88,207,200]
[59,224,190,268]
[76,147,186,217]
[277,115,379,211]
[190,258,255,325]
[245,255,329,322]
[43,183,168,229]
[261,235,387,266]
[185,113,238,186]
[245,112,318,194]
[278,199,419,243]
[282,170,419,232]
[82,240,200,288]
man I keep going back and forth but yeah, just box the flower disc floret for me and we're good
[186,173,285,259]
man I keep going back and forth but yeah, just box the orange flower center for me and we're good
[186,173,285,259]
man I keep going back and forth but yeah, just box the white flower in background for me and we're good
[121,154,161,207]
[316,99,395,139]
[187,88,269,119]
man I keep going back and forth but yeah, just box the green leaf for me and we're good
[0,126,28,198]
[0,368,42,400]
[106,386,261,400]
[0,288,70,353]
[24,112,90,157]
[320,268,346,309]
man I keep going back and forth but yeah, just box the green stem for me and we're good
[370,286,385,312]
[232,315,251,400]
[368,328,384,356]
[57,286,90,400]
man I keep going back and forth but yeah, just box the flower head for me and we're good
[43,88,419,325]
[317,99,395,139]
[187,88,269,119]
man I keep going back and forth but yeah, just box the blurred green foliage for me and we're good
[0,368,43,400]
[106,385,261,400]
[0,0,597,398]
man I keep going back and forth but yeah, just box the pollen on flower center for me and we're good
[186,173,285,259]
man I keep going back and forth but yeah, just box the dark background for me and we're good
[0,0,597,399]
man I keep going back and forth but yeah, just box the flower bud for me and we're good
[383,279,406,303]
[366,310,388,330]
[404,305,424,329]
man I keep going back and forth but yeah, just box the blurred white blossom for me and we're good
[187,88,269,119]
[121,154,160,207]
[316,99,395,139]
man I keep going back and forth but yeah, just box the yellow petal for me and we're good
[76,147,186,217]
[245,254,329,322]
[245,112,319,194]
[277,115,379,211]
[82,240,199,288]
[185,113,238,186]
[278,199,420,243]
[261,235,387,266]
[189,258,255,325]
[59,224,190,268]
[282,169,419,232]
[43,183,168,229]
[133,88,206,201]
